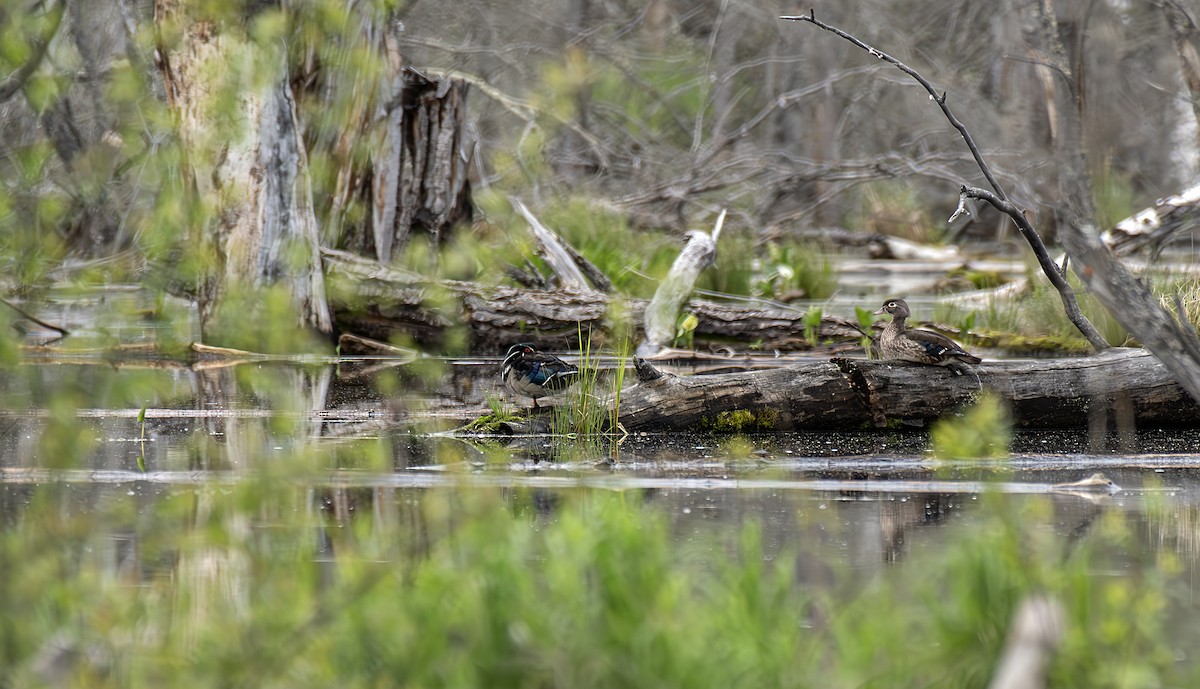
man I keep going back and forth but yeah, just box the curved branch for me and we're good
[956,186,1109,351]
[781,10,1110,352]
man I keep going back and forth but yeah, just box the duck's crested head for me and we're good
[503,342,536,367]
[505,342,535,357]
[873,298,911,318]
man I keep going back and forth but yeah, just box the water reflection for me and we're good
[4,356,1200,604]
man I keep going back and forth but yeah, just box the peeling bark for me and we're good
[369,66,474,262]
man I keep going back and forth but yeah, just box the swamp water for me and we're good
[5,284,1200,685]
[3,350,1200,685]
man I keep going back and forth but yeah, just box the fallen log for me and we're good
[322,248,863,352]
[615,348,1199,431]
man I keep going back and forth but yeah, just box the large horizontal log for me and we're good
[322,248,862,352]
[616,348,1199,431]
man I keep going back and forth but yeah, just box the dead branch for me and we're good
[1101,182,1200,256]
[0,297,69,340]
[639,211,724,356]
[782,10,1109,352]
[512,199,595,291]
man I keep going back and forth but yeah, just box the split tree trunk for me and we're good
[366,66,474,263]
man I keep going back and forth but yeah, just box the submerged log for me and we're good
[615,348,1199,431]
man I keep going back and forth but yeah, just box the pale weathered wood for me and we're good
[1101,182,1200,255]
[155,4,331,335]
[614,348,1199,431]
[512,199,593,290]
[640,212,724,356]
[370,67,474,262]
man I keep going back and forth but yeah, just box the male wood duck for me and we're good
[502,343,579,407]
[874,298,981,367]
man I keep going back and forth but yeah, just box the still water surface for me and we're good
[3,355,1200,575]
[6,295,1200,679]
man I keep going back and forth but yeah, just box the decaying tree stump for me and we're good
[614,348,1199,431]
[155,5,331,336]
[367,67,474,262]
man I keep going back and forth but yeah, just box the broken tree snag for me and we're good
[639,211,725,357]
[371,67,474,263]
[613,348,1200,432]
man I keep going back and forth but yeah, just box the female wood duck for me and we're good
[502,343,579,407]
[874,298,981,367]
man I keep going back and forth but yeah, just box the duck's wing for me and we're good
[908,328,981,364]
[525,352,580,389]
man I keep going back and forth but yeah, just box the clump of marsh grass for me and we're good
[551,329,630,439]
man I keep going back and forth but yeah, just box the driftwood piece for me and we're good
[512,199,594,291]
[1101,182,1200,255]
[640,211,724,356]
[615,348,1199,431]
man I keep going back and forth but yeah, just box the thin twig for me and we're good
[781,10,1006,198]
[0,297,69,338]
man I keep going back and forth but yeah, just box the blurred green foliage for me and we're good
[1,474,1196,687]
[931,392,1012,461]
